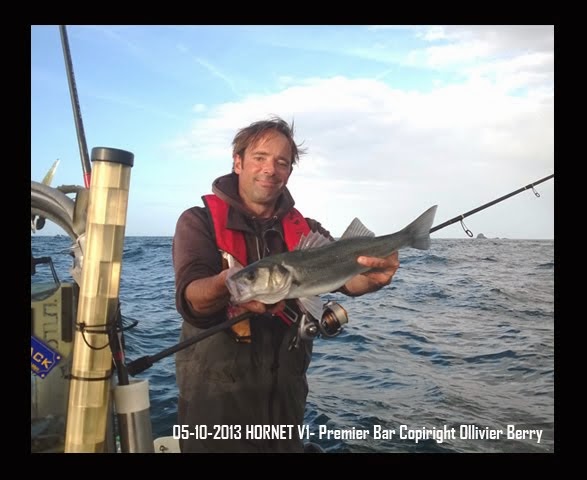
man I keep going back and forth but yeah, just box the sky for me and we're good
[31,25,554,239]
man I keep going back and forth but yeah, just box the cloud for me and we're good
[40,25,553,238]
[192,57,240,96]
[168,66,552,238]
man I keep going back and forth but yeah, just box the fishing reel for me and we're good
[293,301,349,347]
[320,301,349,337]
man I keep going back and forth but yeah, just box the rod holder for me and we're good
[113,379,154,453]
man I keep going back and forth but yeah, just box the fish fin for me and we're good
[295,231,332,250]
[222,251,244,269]
[340,218,375,239]
[297,296,324,320]
[404,205,438,250]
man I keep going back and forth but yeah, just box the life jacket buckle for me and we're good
[274,301,299,326]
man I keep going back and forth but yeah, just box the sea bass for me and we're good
[225,205,438,319]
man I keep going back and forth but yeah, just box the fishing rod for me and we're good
[125,311,254,376]
[59,25,92,189]
[430,174,554,236]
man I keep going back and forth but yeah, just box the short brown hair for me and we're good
[232,116,306,167]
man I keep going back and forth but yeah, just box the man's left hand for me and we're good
[342,251,399,296]
[357,251,400,287]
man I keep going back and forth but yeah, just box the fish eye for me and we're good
[245,270,256,281]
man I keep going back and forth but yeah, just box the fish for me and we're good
[225,205,438,319]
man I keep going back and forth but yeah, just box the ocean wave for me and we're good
[30,236,554,453]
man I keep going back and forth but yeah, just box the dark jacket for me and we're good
[172,173,332,452]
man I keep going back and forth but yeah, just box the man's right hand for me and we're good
[221,267,286,316]
[229,300,286,317]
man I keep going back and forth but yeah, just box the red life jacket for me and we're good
[203,194,311,266]
[203,194,312,335]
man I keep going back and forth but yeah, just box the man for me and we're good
[172,116,399,452]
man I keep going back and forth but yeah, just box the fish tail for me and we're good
[404,205,438,250]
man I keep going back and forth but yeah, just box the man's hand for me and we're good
[357,251,400,287]
[221,267,286,317]
[342,251,400,296]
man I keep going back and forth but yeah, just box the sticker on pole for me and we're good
[31,336,62,378]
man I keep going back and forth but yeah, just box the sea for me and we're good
[31,235,554,453]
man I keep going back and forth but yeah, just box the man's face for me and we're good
[234,131,293,213]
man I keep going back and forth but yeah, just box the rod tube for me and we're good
[64,147,134,453]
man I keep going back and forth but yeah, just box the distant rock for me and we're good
[476,233,487,239]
